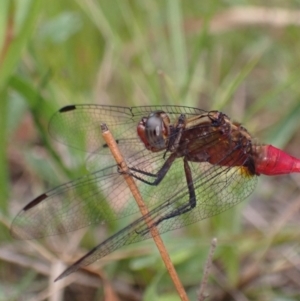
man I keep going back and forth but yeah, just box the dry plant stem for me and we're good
[101,123,189,301]
[198,238,218,301]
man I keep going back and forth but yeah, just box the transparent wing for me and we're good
[48,104,207,154]
[10,147,208,239]
[56,150,257,280]
[11,105,216,239]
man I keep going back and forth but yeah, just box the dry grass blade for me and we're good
[197,238,217,301]
[185,6,300,34]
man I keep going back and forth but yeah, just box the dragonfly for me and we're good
[11,105,300,281]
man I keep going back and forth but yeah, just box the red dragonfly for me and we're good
[11,105,300,281]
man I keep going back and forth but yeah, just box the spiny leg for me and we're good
[137,157,197,235]
[128,152,178,186]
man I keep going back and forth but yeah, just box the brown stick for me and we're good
[101,123,189,301]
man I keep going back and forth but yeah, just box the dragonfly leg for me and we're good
[136,157,197,236]
[135,201,192,237]
[127,152,178,186]
[153,157,196,220]
[183,156,196,208]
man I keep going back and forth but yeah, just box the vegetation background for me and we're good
[2,0,300,300]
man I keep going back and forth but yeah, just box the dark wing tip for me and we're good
[23,193,48,211]
[59,105,76,113]
[11,193,49,239]
[54,265,77,282]
[54,246,94,281]
[54,273,63,282]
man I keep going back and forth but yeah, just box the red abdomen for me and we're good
[254,145,300,175]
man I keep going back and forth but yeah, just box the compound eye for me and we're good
[145,112,167,149]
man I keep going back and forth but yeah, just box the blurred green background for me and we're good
[2,0,300,300]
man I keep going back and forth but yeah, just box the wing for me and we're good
[10,149,203,239]
[48,104,207,154]
[55,149,257,280]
